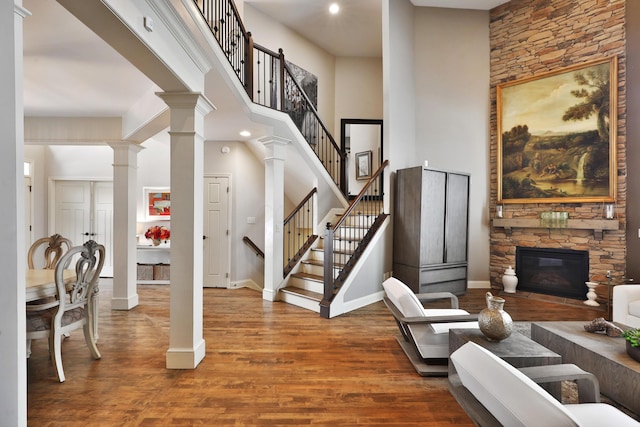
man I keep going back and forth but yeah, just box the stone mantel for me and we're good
[492,218,619,240]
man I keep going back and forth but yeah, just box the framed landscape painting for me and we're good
[144,187,171,220]
[497,56,617,204]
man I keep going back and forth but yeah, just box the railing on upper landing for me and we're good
[193,0,346,192]
[320,160,389,319]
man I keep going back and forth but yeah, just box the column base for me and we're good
[166,339,206,369]
[111,294,139,310]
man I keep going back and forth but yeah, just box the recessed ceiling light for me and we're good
[240,130,251,137]
[329,3,339,14]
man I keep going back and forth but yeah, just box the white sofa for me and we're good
[449,341,639,426]
[613,285,640,328]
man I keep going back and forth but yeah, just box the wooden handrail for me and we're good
[284,187,317,224]
[332,160,389,231]
[243,236,264,259]
[281,58,344,157]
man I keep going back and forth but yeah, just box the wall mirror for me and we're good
[340,119,383,199]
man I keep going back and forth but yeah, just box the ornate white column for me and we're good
[261,136,290,301]
[2,2,30,426]
[156,92,215,369]
[109,141,144,310]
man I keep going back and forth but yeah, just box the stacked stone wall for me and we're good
[489,0,626,299]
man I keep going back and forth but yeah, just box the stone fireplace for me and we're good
[515,247,589,300]
[488,0,627,296]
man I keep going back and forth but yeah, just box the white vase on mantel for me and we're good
[502,265,518,293]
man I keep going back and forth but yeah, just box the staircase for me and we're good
[193,0,389,317]
[280,208,384,314]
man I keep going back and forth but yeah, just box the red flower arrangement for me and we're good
[145,226,170,242]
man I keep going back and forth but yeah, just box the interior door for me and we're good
[92,182,114,276]
[55,181,91,246]
[203,175,230,288]
[25,176,32,253]
[54,180,114,276]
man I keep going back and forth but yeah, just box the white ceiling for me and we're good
[22,0,507,126]
[245,0,508,58]
[23,0,155,118]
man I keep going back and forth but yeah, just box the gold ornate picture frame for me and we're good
[497,56,617,204]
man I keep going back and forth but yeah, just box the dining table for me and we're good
[25,269,99,339]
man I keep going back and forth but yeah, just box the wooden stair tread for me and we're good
[280,286,322,301]
[291,272,323,282]
[301,259,345,269]
[311,247,354,256]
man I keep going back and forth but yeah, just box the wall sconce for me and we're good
[605,203,615,219]
[496,204,503,218]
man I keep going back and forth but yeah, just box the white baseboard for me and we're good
[468,280,490,289]
[229,279,262,292]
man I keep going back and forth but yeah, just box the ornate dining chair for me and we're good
[26,240,104,382]
[27,233,73,270]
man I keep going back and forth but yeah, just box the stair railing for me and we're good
[194,0,347,194]
[320,160,389,318]
[243,236,264,259]
[283,187,318,277]
[195,0,252,94]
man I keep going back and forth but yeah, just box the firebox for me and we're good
[515,247,589,300]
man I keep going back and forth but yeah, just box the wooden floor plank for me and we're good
[27,283,605,426]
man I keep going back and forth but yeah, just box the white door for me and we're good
[25,177,32,251]
[54,180,114,276]
[92,182,114,276]
[203,175,230,288]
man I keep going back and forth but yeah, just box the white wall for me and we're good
[334,57,383,142]
[348,124,381,196]
[203,140,265,288]
[244,4,336,134]
[383,0,417,176]
[412,7,490,284]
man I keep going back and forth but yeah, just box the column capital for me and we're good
[155,91,216,116]
[107,140,145,153]
[259,136,291,160]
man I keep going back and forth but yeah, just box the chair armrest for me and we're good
[383,297,477,325]
[518,364,600,403]
[449,374,502,427]
[26,300,60,311]
[416,291,459,309]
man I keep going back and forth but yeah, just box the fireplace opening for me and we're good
[515,247,589,300]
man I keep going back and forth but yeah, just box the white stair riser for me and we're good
[289,276,325,293]
[310,249,352,264]
[343,215,376,227]
[301,263,341,277]
[335,228,367,240]
[280,292,321,313]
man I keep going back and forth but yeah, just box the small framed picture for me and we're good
[144,187,171,220]
[355,151,372,180]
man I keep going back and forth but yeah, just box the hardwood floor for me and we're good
[27,283,606,426]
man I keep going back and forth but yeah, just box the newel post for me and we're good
[245,32,253,99]
[278,48,285,111]
[320,222,334,318]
